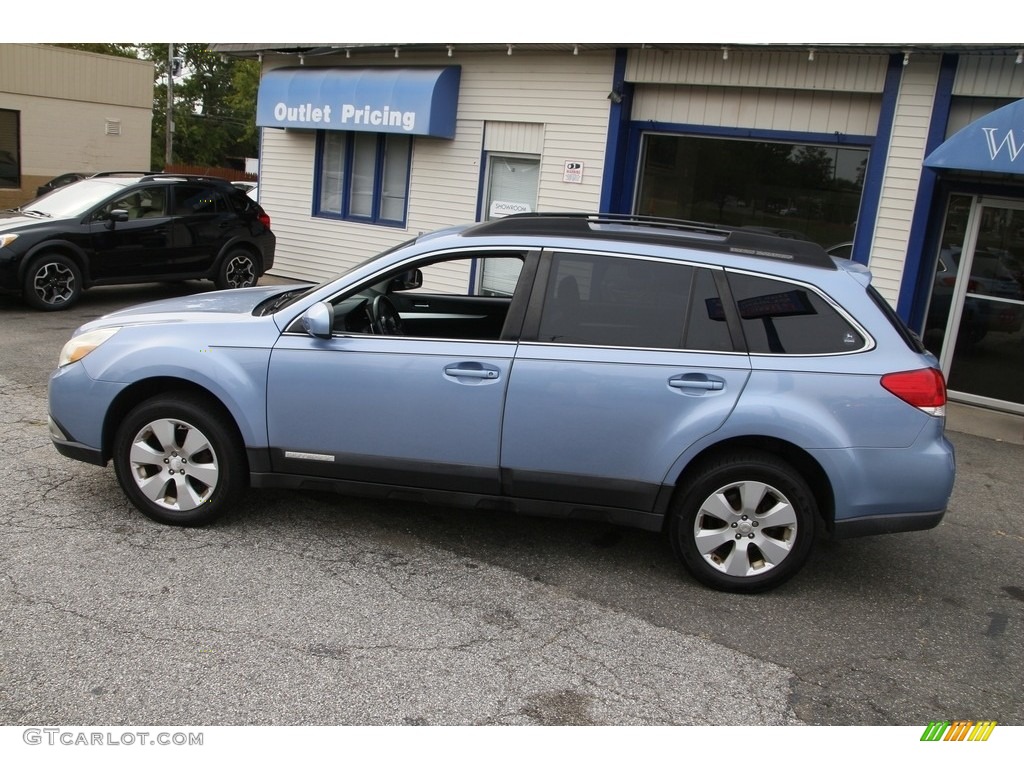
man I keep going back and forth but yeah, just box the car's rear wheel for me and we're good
[23,253,82,311]
[216,249,259,290]
[669,451,817,593]
[112,393,246,526]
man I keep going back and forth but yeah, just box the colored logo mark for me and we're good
[921,720,997,742]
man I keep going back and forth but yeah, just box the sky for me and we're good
[7,2,1021,46]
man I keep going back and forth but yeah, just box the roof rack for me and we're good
[463,212,837,270]
[136,173,235,184]
[88,171,236,185]
[89,171,150,178]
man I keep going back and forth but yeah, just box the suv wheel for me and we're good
[23,253,82,311]
[670,452,817,592]
[112,393,246,526]
[216,249,259,290]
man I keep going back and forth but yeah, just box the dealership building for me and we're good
[213,43,1024,423]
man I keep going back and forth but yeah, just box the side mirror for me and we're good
[301,301,334,339]
[388,268,423,292]
[109,209,129,223]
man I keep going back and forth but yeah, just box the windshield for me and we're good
[22,178,135,218]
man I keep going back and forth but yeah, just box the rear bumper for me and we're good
[810,426,956,537]
[831,508,945,539]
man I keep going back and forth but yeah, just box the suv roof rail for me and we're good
[90,171,150,178]
[463,212,837,269]
[136,173,235,184]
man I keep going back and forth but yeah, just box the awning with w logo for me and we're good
[924,98,1024,174]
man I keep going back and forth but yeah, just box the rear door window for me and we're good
[536,252,734,352]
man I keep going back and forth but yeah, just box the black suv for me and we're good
[0,172,276,310]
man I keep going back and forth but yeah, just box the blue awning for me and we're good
[924,98,1024,174]
[256,66,461,138]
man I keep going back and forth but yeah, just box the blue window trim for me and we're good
[600,48,631,213]
[898,53,959,327]
[313,130,411,228]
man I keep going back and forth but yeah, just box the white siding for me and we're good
[483,121,544,154]
[633,85,881,135]
[953,53,1024,97]
[946,96,1018,136]
[627,48,889,93]
[260,50,614,281]
[868,55,943,303]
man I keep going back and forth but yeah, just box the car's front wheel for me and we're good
[216,249,259,290]
[112,393,246,526]
[669,452,817,593]
[23,253,82,311]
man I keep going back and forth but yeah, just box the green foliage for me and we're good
[139,44,259,170]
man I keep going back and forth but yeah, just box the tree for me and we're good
[138,44,260,171]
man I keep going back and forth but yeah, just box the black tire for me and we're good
[669,451,817,593]
[215,249,259,290]
[23,253,82,311]
[112,393,247,526]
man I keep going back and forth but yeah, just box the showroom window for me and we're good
[480,154,540,295]
[635,134,868,251]
[316,131,411,226]
[0,109,20,188]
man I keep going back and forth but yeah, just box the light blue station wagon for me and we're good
[48,214,956,592]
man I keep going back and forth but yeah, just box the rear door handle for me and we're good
[669,375,724,391]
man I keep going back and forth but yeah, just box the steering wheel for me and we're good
[369,295,406,335]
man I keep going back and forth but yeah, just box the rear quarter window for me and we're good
[726,272,867,354]
[173,184,226,215]
[867,284,927,353]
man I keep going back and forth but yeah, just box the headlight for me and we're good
[58,327,121,367]
[0,234,18,249]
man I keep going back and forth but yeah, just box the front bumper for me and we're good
[48,362,127,466]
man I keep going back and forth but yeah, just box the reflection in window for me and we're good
[636,134,868,250]
[727,273,865,354]
[537,253,732,351]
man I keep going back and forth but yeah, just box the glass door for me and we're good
[923,195,1024,413]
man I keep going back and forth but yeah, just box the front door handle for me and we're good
[444,364,499,380]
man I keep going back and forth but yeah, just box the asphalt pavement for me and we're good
[0,280,1021,731]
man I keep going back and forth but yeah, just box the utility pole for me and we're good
[165,43,174,168]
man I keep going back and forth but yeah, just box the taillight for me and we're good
[880,368,947,415]
[258,210,271,229]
